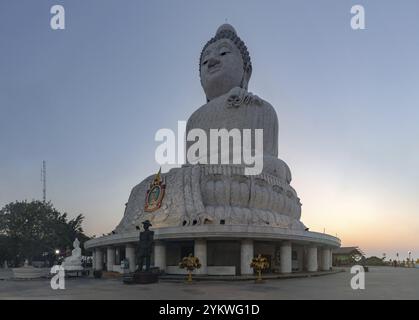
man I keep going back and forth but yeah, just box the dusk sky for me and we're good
[1,0,418,261]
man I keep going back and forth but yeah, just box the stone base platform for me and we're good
[11,267,50,280]
[87,225,341,277]
[159,269,344,282]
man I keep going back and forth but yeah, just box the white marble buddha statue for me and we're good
[186,24,291,183]
[115,24,305,233]
[62,238,83,270]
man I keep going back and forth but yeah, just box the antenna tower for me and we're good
[41,160,46,202]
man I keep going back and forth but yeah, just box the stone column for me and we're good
[307,246,318,272]
[280,241,292,274]
[95,248,103,271]
[194,239,207,275]
[154,241,166,272]
[240,239,254,275]
[106,247,115,272]
[321,248,330,271]
[125,244,136,272]
[330,250,334,269]
[328,248,332,269]
[92,249,96,271]
[115,248,120,265]
[297,247,304,272]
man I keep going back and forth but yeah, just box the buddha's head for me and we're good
[199,24,252,101]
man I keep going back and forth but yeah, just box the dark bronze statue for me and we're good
[137,220,154,272]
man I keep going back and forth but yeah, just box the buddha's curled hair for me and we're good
[199,27,252,80]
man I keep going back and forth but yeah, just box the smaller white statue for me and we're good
[62,238,83,271]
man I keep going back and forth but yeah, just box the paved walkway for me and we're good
[0,267,418,299]
[159,269,342,281]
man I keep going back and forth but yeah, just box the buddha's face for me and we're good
[200,39,245,101]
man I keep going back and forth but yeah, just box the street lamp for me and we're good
[55,249,60,255]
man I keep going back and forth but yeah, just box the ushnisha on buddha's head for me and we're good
[200,24,252,101]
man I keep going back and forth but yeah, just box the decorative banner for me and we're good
[144,168,166,212]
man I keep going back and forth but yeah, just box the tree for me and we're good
[365,256,387,266]
[0,235,14,266]
[0,200,90,266]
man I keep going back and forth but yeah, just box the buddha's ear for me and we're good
[240,70,251,91]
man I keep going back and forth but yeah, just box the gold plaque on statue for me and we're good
[144,168,166,212]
